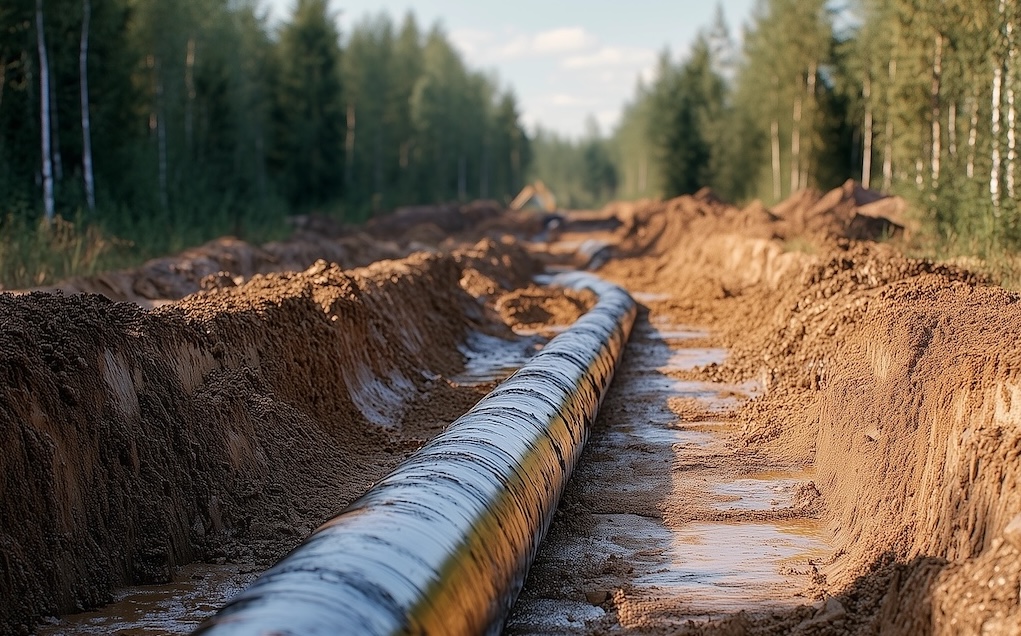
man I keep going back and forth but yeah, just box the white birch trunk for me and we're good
[967,93,979,178]
[930,34,943,188]
[48,60,62,182]
[1006,18,1017,198]
[863,75,873,189]
[770,75,782,200]
[790,74,803,194]
[771,118,781,200]
[948,101,957,157]
[36,0,54,222]
[992,0,1007,206]
[801,63,817,189]
[80,0,94,211]
[882,57,897,191]
[992,67,1004,206]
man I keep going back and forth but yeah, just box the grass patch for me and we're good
[0,215,137,289]
[0,207,292,291]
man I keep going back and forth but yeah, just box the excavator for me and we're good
[510,180,563,241]
[509,180,611,268]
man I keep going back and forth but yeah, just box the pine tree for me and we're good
[272,0,345,208]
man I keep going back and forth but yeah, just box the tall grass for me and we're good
[0,203,292,291]
[0,215,137,290]
[905,190,1021,291]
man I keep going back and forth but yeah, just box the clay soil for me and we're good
[2,184,1020,635]
[546,181,1020,634]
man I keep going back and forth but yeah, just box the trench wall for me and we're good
[602,199,1021,631]
[0,251,498,635]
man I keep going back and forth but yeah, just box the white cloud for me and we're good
[452,26,598,62]
[496,34,533,59]
[451,28,656,139]
[532,27,597,54]
[562,46,655,70]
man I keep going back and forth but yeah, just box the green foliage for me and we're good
[529,121,618,209]
[650,38,726,197]
[273,0,345,207]
[0,214,131,288]
[536,0,1020,267]
[0,0,531,286]
[839,0,1021,255]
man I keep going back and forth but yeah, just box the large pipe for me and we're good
[194,273,636,636]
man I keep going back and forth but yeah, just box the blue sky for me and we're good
[264,0,758,138]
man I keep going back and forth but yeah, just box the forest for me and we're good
[543,0,1021,262]
[0,0,530,285]
[2,0,1020,286]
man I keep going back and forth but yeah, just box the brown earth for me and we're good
[581,181,1020,633]
[0,232,560,635]
[36,200,528,306]
[3,180,1021,635]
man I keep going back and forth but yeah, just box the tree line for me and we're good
[536,0,1021,254]
[0,0,531,251]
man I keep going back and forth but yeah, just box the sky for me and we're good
[264,0,758,139]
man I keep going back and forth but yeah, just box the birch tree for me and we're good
[991,0,1005,207]
[36,0,54,221]
[80,0,94,210]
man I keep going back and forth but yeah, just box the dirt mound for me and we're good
[594,189,1019,633]
[496,286,597,331]
[0,239,544,634]
[362,199,506,239]
[38,200,532,308]
[47,234,406,306]
[769,179,906,241]
[604,180,905,265]
[733,262,1021,632]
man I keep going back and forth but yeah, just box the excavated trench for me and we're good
[505,305,830,634]
[5,184,1021,635]
[193,274,635,634]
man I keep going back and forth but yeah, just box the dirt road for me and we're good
[3,183,1020,634]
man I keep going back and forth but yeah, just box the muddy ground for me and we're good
[1,182,1020,634]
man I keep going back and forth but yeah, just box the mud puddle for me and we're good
[35,565,258,635]
[710,470,817,512]
[633,519,831,616]
[506,310,831,633]
[454,330,541,385]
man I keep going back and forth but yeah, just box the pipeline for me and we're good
[194,273,636,636]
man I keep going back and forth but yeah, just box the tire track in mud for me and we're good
[506,300,832,634]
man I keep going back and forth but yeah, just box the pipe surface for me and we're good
[194,273,636,636]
